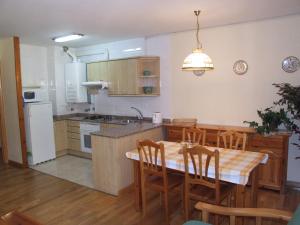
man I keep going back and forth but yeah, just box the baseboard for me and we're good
[8,160,25,168]
[286,180,300,188]
[56,149,68,157]
[67,149,92,159]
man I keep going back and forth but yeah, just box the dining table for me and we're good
[125,141,268,211]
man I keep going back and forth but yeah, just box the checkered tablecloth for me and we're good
[125,141,268,185]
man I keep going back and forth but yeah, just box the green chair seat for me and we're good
[288,205,300,225]
[183,220,211,225]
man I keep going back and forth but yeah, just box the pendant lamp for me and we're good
[182,10,214,76]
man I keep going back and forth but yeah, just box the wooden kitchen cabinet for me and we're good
[248,134,289,193]
[67,120,81,151]
[108,59,129,95]
[87,56,160,96]
[164,123,290,193]
[87,61,108,81]
[54,120,68,155]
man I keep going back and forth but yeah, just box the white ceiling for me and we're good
[1,0,300,48]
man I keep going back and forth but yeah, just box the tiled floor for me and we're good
[32,155,94,188]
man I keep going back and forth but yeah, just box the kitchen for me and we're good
[0,1,300,224]
[20,40,165,189]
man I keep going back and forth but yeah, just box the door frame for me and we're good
[0,61,8,163]
[13,37,28,167]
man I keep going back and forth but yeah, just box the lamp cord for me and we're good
[194,10,202,49]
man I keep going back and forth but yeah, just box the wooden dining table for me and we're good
[126,141,268,211]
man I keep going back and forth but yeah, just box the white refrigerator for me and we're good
[24,102,56,165]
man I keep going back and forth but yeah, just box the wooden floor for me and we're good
[0,162,300,225]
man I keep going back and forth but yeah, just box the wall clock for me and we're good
[282,56,300,73]
[233,60,248,75]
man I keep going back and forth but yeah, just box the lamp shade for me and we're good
[182,48,214,71]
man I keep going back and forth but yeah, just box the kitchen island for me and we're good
[91,122,163,195]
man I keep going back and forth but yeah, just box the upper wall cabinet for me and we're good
[87,61,108,82]
[87,56,160,96]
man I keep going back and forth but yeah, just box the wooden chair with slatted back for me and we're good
[137,139,183,224]
[183,145,235,221]
[217,131,247,150]
[182,127,207,146]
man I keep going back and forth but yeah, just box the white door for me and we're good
[28,103,56,164]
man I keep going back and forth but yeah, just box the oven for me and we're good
[80,122,100,153]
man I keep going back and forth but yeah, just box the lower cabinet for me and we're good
[54,120,68,155]
[248,134,288,192]
[67,120,81,151]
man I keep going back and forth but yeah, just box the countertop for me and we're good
[53,113,163,138]
[53,113,87,121]
[91,122,162,138]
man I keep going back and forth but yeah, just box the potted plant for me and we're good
[273,83,300,158]
[244,107,293,135]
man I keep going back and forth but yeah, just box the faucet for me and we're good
[131,107,144,120]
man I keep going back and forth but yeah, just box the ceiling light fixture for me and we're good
[123,47,142,52]
[53,34,84,43]
[182,10,214,76]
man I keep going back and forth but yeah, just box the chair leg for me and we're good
[141,180,146,217]
[160,192,162,206]
[184,193,189,221]
[163,192,170,225]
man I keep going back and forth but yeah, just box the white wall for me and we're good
[168,14,300,182]
[20,44,49,101]
[76,14,300,181]
[170,15,300,125]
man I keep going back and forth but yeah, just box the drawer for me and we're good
[67,126,80,133]
[247,147,283,157]
[67,120,80,127]
[68,138,81,151]
[67,132,80,140]
[249,134,284,149]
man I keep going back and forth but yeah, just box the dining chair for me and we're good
[182,127,206,146]
[183,145,235,221]
[137,139,183,224]
[217,130,247,150]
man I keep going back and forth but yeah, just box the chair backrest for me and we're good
[172,118,197,127]
[217,130,247,150]
[182,127,206,146]
[137,139,167,179]
[183,145,220,203]
[195,201,293,225]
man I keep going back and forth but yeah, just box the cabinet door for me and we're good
[87,61,109,81]
[54,120,68,152]
[87,62,99,81]
[126,59,138,95]
[108,59,128,95]
[258,149,282,190]
[98,61,109,81]
[108,59,138,95]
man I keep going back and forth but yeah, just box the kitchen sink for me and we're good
[83,115,139,125]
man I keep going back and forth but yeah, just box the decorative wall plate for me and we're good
[282,56,300,73]
[233,60,248,75]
